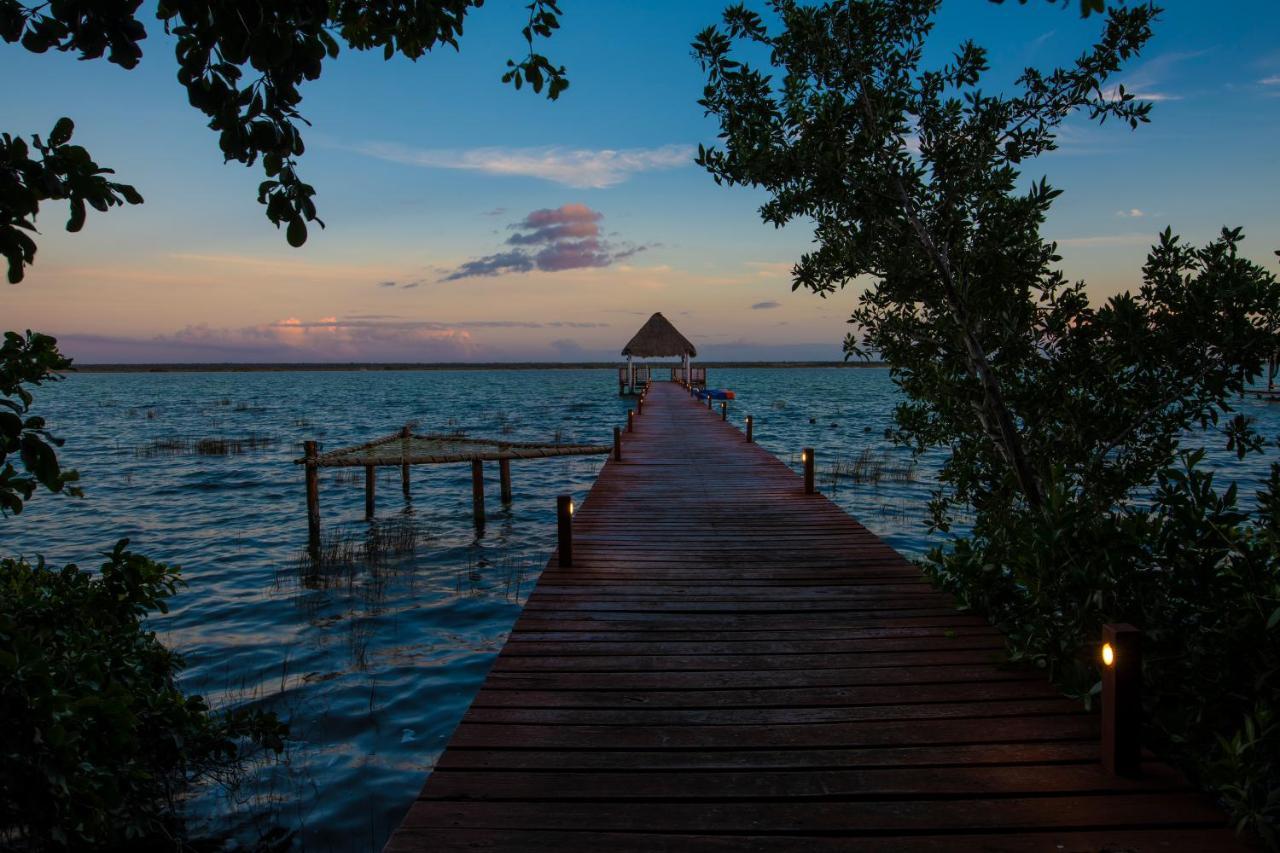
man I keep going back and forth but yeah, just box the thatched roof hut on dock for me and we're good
[618,312,701,395]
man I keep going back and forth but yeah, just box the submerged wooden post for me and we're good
[746,415,754,443]
[400,425,412,501]
[613,425,622,461]
[499,457,512,504]
[557,494,574,568]
[803,447,815,494]
[721,402,728,421]
[628,410,635,433]
[364,464,376,519]
[471,460,485,527]
[1101,623,1142,777]
[304,440,320,553]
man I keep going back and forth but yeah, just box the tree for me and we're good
[0,0,566,282]
[695,0,1280,842]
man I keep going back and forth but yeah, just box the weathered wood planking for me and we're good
[384,381,1242,852]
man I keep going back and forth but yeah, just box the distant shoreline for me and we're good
[70,361,887,374]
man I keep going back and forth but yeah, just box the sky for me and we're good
[2,0,1278,363]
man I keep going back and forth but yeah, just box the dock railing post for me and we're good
[707,395,713,410]
[628,410,635,433]
[471,459,485,528]
[1101,623,1142,777]
[638,396,644,416]
[613,425,622,461]
[746,415,753,443]
[721,402,728,421]
[399,425,412,501]
[304,440,321,553]
[364,464,376,519]
[557,494,574,568]
[803,448,815,494]
[499,457,512,504]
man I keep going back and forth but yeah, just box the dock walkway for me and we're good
[385,381,1240,852]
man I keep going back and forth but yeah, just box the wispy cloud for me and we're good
[442,204,649,281]
[1099,49,1208,104]
[356,143,694,189]
[1054,232,1153,248]
[751,301,782,310]
[1114,209,1146,218]
[1260,75,1280,85]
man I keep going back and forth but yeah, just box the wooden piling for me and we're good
[499,458,512,504]
[304,440,320,553]
[1102,623,1142,777]
[364,464,376,519]
[400,425,412,500]
[557,494,573,568]
[471,460,485,526]
[803,447,815,494]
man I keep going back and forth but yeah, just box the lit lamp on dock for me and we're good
[745,415,754,443]
[803,447,815,494]
[557,495,575,568]
[721,402,728,421]
[1101,623,1141,777]
[628,409,636,432]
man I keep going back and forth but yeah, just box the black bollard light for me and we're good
[1101,623,1142,776]
[803,447,815,494]
[557,494,574,568]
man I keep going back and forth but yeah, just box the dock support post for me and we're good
[557,494,574,568]
[628,410,635,433]
[304,440,320,553]
[613,426,623,461]
[364,464,376,519]
[400,425,412,501]
[707,395,713,410]
[638,396,644,416]
[803,448,815,494]
[1101,623,1142,777]
[721,402,728,421]
[471,460,485,527]
[499,458,512,504]
[746,415,753,443]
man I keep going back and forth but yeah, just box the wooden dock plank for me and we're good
[383,382,1243,851]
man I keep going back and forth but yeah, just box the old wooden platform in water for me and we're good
[385,382,1240,852]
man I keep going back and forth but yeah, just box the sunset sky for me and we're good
[3,1,1278,363]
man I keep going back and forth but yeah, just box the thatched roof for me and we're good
[621,312,697,358]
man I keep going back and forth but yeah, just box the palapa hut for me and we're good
[618,311,701,395]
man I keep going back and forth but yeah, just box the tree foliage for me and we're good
[696,0,1280,843]
[0,329,79,515]
[0,0,566,282]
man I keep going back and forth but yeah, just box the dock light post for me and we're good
[803,448,815,494]
[721,402,728,421]
[557,494,574,568]
[707,395,714,410]
[1101,623,1142,776]
[613,426,623,461]
[745,415,754,443]
[638,396,644,416]
[628,410,636,433]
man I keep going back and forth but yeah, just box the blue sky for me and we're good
[2,1,1277,362]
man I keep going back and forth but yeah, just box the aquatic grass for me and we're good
[135,435,276,457]
[830,448,918,484]
[293,517,425,590]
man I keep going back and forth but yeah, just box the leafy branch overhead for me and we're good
[0,0,568,284]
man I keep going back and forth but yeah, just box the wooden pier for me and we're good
[385,381,1241,852]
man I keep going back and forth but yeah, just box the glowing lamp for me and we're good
[1101,642,1115,667]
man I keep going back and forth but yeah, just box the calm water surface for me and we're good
[8,367,1280,850]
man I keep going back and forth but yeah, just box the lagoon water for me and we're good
[8,366,1280,851]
